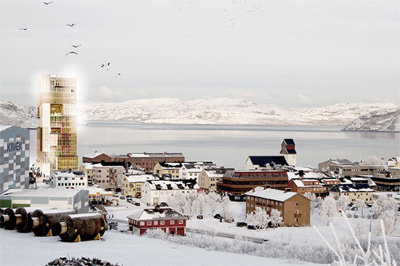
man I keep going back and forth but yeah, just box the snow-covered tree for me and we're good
[252,207,270,229]
[372,195,397,217]
[168,192,186,213]
[222,195,235,222]
[375,210,397,236]
[207,192,221,216]
[354,221,366,238]
[197,192,206,216]
[269,209,282,229]
[353,198,368,216]
[246,211,256,225]
[190,199,199,217]
[336,195,349,211]
[320,196,338,225]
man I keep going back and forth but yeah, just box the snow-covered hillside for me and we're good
[1,98,398,128]
[342,107,400,132]
[79,98,397,126]
[0,100,39,128]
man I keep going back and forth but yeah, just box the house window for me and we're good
[147,221,152,226]
[295,218,299,222]
[179,220,183,224]
[154,221,158,226]
[295,202,299,206]
[160,221,165,225]
[171,220,175,225]
[140,221,144,226]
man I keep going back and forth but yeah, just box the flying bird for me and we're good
[66,23,76,27]
[66,51,78,56]
[71,44,81,48]
[12,24,32,33]
[101,64,105,68]
[43,1,53,5]
[115,73,121,78]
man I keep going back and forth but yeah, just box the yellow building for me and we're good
[121,173,159,198]
[153,162,182,179]
[329,184,375,204]
[37,74,78,176]
[198,169,225,192]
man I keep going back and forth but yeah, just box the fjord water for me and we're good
[76,122,399,169]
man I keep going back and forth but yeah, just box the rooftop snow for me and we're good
[245,187,303,202]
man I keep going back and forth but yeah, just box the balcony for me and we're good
[294,213,301,218]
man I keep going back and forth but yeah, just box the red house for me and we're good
[127,206,188,236]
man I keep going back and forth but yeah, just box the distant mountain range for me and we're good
[342,107,400,132]
[0,100,39,128]
[1,99,398,131]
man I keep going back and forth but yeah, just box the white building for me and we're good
[179,162,216,181]
[142,180,199,206]
[92,165,126,190]
[0,188,89,213]
[50,170,88,188]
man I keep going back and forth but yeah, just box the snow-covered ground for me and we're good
[1,228,318,266]
[1,198,399,266]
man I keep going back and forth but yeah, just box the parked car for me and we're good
[120,196,125,200]
[134,202,140,206]
[214,214,222,219]
[236,222,247,227]
[108,222,118,230]
[197,214,203,220]
[126,195,132,199]
[247,225,256,230]
[160,202,168,207]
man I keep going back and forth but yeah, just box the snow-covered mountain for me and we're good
[342,107,400,132]
[79,98,398,126]
[0,100,39,128]
[1,98,398,128]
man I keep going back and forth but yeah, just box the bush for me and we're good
[347,213,352,218]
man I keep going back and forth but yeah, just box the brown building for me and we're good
[245,187,310,226]
[82,152,113,164]
[288,178,328,197]
[127,152,185,173]
[82,151,184,172]
[217,170,289,200]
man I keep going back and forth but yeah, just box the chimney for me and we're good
[285,188,292,193]
[252,188,255,192]
[154,205,161,212]
[299,170,304,179]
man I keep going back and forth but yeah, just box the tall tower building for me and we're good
[37,74,78,176]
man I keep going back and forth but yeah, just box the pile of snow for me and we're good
[0,100,39,128]
[342,107,400,132]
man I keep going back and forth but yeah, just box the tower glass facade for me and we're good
[37,74,78,176]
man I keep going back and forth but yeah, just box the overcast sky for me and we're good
[1,0,399,108]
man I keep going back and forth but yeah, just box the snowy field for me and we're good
[0,228,325,266]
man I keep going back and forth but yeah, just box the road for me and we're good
[186,227,268,244]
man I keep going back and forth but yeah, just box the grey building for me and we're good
[0,125,30,193]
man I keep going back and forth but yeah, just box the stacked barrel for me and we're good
[0,207,106,242]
